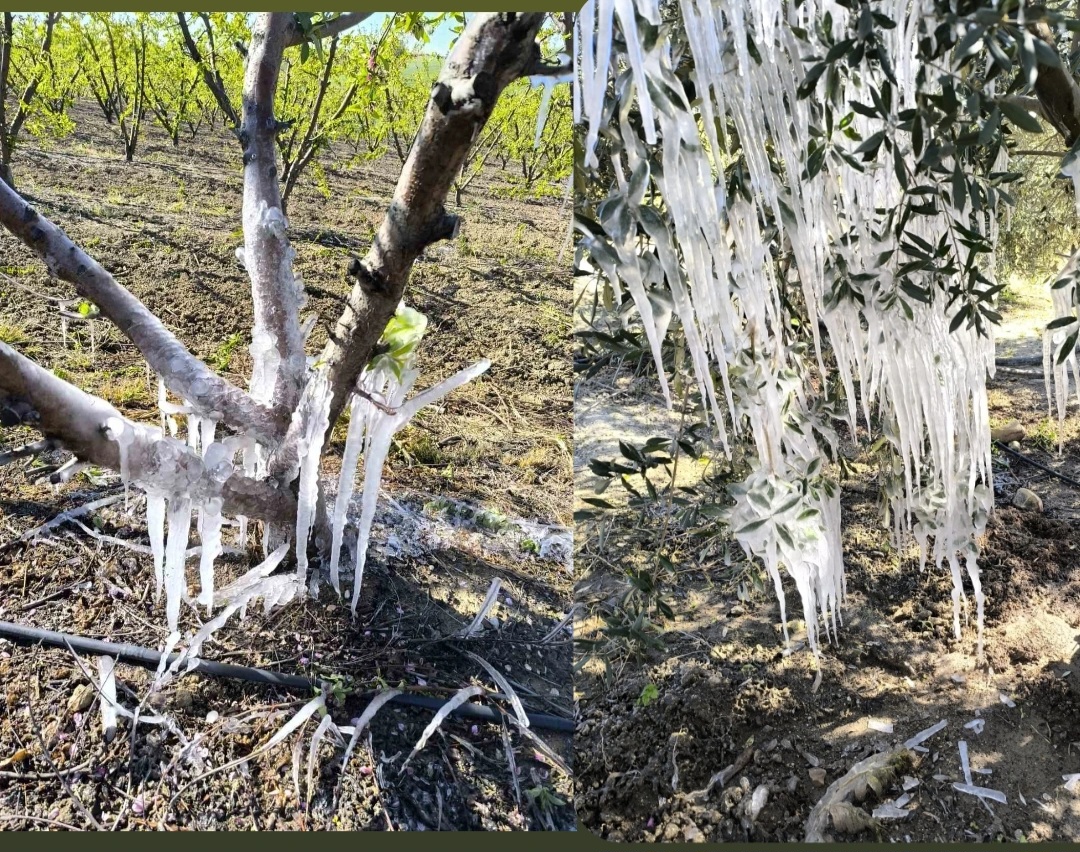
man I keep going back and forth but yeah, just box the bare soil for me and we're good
[574,275,1080,842]
[0,101,573,830]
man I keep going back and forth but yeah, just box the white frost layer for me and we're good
[577,0,998,654]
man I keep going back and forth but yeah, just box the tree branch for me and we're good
[0,180,284,440]
[239,13,307,418]
[0,342,296,526]
[1029,19,1080,145]
[8,13,58,144]
[177,13,240,131]
[284,13,372,47]
[317,13,546,438]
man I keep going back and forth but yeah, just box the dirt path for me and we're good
[0,101,573,830]
[574,276,1080,841]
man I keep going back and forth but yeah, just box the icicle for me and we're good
[164,496,193,633]
[146,491,167,597]
[328,384,373,594]
[577,0,1001,654]
[350,360,492,614]
[197,496,223,613]
[529,54,573,147]
[293,368,334,585]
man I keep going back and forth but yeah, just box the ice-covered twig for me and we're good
[459,578,502,638]
[404,685,484,768]
[467,650,529,729]
[903,719,948,749]
[340,688,402,775]
[952,782,1007,804]
[98,656,119,742]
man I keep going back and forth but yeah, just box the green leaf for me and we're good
[1056,329,1079,365]
[998,99,1044,134]
[797,62,828,99]
[734,518,768,536]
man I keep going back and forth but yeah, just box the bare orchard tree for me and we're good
[0,13,559,595]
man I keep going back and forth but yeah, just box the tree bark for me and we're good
[319,13,546,431]
[0,343,296,526]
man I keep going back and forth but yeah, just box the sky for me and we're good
[362,12,465,56]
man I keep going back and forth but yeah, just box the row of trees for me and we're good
[0,12,572,203]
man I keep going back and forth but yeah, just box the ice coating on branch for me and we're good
[293,367,334,584]
[578,0,999,655]
[261,204,289,240]
[249,328,281,410]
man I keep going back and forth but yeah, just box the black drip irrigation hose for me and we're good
[994,440,1080,491]
[0,620,575,733]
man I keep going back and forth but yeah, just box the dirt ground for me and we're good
[0,100,573,830]
[574,274,1080,842]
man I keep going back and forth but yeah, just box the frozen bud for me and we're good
[103,417,131,445]
[261,205,288,240]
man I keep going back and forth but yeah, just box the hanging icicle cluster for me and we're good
[105,302,489,636]
[576,0,1010,654]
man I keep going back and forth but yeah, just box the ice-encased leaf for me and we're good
[405,685,484,765]
[340,689,403,774]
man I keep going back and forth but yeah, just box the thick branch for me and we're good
[284,13,372,47]
[0,180,284,440]
[1030,20,1080,145]
[0,343,296,526]
[239,13,307,417]
[319,13,546,431]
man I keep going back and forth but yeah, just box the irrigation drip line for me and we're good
[994,441,1080,492]
[0,620,574,733]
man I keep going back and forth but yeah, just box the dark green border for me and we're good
[6,4,581,12]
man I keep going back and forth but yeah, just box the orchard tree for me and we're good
[0,12,60,188]
[144,14,204,147]
[575,0,1080,657]
[0,12,568,642]
[76,12,148,160]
